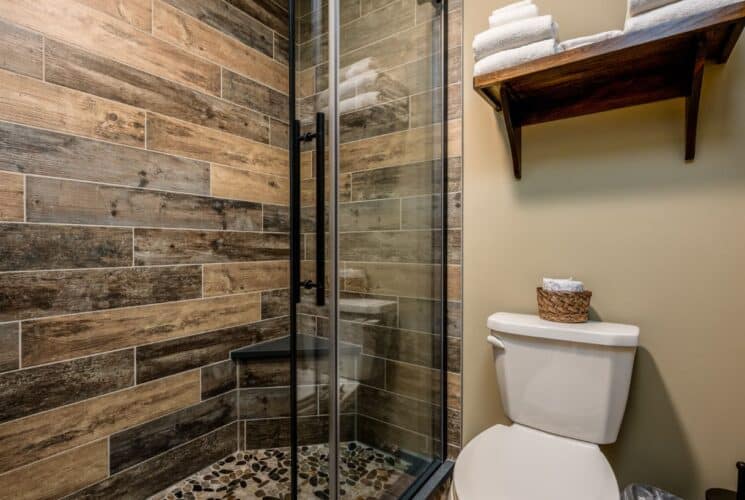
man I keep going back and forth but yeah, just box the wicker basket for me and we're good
[536,287,592,323]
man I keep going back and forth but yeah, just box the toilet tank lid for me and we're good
[487,312,639,347]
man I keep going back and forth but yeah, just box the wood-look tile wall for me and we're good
[0,0,290,497]
[296,0,463,460]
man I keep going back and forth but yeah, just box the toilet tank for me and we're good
[487,313,640,445]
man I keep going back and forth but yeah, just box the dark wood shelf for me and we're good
[474,2,745,179]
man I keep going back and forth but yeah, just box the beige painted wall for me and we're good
[463,1,745,497]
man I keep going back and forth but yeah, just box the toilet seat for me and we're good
[452,424,619,500]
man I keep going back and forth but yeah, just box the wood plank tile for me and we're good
[273,32,289,65]
[340,98,409,143]
[0,172,23,222]
[0,69,145,146]
[343,261,436,299]
[397,297,462,337]
[270,118,289,148]
[71,423,236,499]
[340,230,438,263]
[0,323,18,374]
[0,224,132,271]
[400,192,462,230]
[0,370,200,473]
[355,321,436,367]
[0,439,108,500]
[238,357,289,387]
[0,0,221,95]
[135,316,289,383]
[357,414,429,456]
[77,0,152,30]
[45,41,270,143]
[22,293,260,367]
[338,199,400,231]
[0,19,42,79]
[109,391,236,473]
[163,0,273,57]
[358,384,435,435]
[350,161,438,201]
[0,121,210,195]
[261,288,289,319]
[238,386,294,418]
[153,0,288,93]
[147,114,287,175]
[340,0,415,54]
[244,418,289,449]
[203,260,289,296]
[211,164,289,205]
[26,177,262,231]
[222,69,288,122]
[0,265,202,322]
[0,350,134,424]
[410,83,462,128]
[385,359,440,402]
[225,0,289,37]
[201,360,237,399]
[135,228,288,265]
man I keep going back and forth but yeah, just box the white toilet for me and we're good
[452,312,640,500]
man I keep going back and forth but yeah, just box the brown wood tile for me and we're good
[0,19,42,79]
[340,98,409,143]
[0,69,145,147]
[201,360,237,399]
[0,439,108,500]
[203,260,289,296]
[273,32,289,65]
[45,40,270,143]
[351,161,440,201]
[385,359,440,403]
[261,288,290,319]
[340,0,415,54]
[0,323,18,374]
[397,297,462,337]
[26,177,262,231]
[409,83,462,128]
[238,357,289,387]
[135,228,288,265]
[357,414,429,457]
[340,230,438,264]
[77,0,153,31]
[0,0,221,95]
[153,0,288,93]
[135,317,289,383]
[222,69,289,122]
[0,224,132,271]
[22,293,260,367]
[262,204,289,232]
[356,321,437,367]
[338,199,401,231]
[0,171,23,222]
[211,165,289,205]
[0,370,200,473]
[270,118,289,148]
[0,350,134,424]
[238,386,293,418]
[225,0,288,37]
[147,114,287,175]
[342,262,436,299]
[358,384,436,435]
[0,121,210,195]
[400,192,462,230]
[0,265,202,322]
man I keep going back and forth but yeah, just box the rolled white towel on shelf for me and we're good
[542,277,585,293]
[625,0,741,31]
[341,57,373,80]
[339,69,378,96]
[473,15,558,61]
[338,91,380,114]
[473,39,556,76]
[628,0,680,17]
[489,3,539,28]
[557,30,623,51]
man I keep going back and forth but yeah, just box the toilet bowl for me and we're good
[452,312,640,500]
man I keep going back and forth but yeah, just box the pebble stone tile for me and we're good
[149,442,415,500]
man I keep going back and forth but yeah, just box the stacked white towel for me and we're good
[558,30,623,51]
[473,1,558,76]
[625,0,741,32]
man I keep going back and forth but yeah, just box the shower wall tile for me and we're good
[244,417,290,449]
[357,414,430,456]
[0,265,202,322]
[152,0,288,93]
[203,260,289,296]
[357,385,435,435]
[400,192,462,230]
[26,177,263,231]
[22,293,261,367]
[338,199,401,231]
[409,83,462,128]
[238,386,293,418]
[71,423,237,500]
[397,297,462,337]
[239,357,290,387]
[109,391,237,474]
[201,360,238,399]
[0,323,19,374]
[0,122,210,195]
[211,164,290,205]
[263,204,290,232]
[0,224,132,271]
[45,40,271,143]
[77,0,153,30]
[0,350,134,424]
[0,370,200,474]
[135,317,289,383]
[0,172,23,222]
[262,288,291,318]
[270,118,290,148]
[340,230,438,264]
[0,439,108,500]
[342,261,436,298]
[358,322,436,367]
[223,69,289,121]
[274,32,290,65]
[340,0,415,54]
[225,0,289,37]
[340,98,410,143]
[0,19,42,79]
[0,69,146,147]
[385,359,440,402]
[134,228,288,265]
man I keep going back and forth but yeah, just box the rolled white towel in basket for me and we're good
[489,3,539,28]
[542,277,585,292]
[628,0,680,16]
[473,15,558,61]
[558,30,623,51]
[625,0,741,31]
[474,39,556,76]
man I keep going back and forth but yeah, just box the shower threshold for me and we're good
[149,441,425,500]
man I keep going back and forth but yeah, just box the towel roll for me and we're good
[625,0,741,31]
[342,57,373,80]
[339,91,380,114]
[490,0,533,16]
[489,3,539,28]
[542,278,584,292]
[474,39,556,76]
[473,15,557,61]
[557,30,623,51]
[628,0,680,17]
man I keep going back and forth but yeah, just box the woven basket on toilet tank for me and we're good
[536,288,593,323]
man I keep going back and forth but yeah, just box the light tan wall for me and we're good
[463,1,745,497]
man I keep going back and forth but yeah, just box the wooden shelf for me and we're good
[473,2,745,179]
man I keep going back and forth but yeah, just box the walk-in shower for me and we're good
[0,0,456,497]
